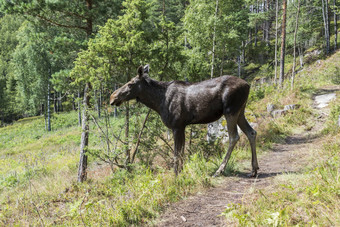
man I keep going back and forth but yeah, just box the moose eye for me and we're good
[128,84,132,88]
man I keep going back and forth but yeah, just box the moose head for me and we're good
[110,65,149,106]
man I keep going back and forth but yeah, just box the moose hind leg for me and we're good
[213,114,239,177]
[173,128,185,176]
[237,113,259,177]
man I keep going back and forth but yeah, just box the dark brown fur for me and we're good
[110,65,259,177]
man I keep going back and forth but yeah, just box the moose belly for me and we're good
[187,97,224,124]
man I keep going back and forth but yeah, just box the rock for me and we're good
[271,109,287,118]
[207,119,229,143]
[314,93,336,108]
[267,104,276,113]
[338,115,340,127]
[284,104,300,111]
[207,119,257,143]
[180,216,187,222]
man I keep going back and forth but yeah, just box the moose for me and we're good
[110,65,259,177]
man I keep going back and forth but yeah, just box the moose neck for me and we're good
[137,78,167,114]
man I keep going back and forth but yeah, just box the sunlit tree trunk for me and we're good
[211,0,219,79]
[279,0,287,88]
[334,0,338,50]
[322,0,330,54]
[255,0,258,47]
[291,0,300,90]
[274,0,279,84]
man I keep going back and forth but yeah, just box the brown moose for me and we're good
[110,65,259,177]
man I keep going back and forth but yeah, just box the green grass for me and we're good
[221,135,340,226]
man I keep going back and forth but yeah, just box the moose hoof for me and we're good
[248,170,258,178]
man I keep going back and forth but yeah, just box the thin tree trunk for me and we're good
[78,82,90,183]
[274,0,279,84]
[78,90,82,126]
[130,110,151,164]
[279,0,287,88]
[72,94,76,111]
[322,0,330,54]
[255,0,258,47]
[291,0,300,90]
[265,0,270,45]
[59,93,63,112]
[298,46,304,68]
[211,0,219,79]
[98,85,102,118]
[334,0,338,50]
[47,80,51,131]
[77,0,93,182]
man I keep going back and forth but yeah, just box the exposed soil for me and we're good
[154,88,338,227]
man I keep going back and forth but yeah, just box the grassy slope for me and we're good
[0,51,339,226]
[222,50,340,226]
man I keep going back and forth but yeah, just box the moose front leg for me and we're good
[173,128,185,176]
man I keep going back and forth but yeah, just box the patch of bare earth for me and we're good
[154,87,338,227]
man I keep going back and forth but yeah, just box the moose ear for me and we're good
[137,65,143,77]
[143,64,149,74]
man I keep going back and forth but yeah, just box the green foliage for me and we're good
[183,0,248,79]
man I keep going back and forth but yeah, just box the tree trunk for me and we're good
[47,79,51,131]
[279,0,287,88]
[98,85,102,118]
[77,82,91,183]
[291,0,300,90]
[210,0,219,79]
[255,1,258,47]
[334,0,338,50]
[265,0,271,45]
[237,55,241,78]
[274,0,279,84]
[59,93,63,112]
[78,90,82,126]
[77,0,93,182]
[322,0,330,54]
[298,46,304,68]
[72,94,76,111]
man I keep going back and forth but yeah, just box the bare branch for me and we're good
[130,110,151,163]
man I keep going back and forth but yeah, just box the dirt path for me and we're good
[155,88,338,227]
